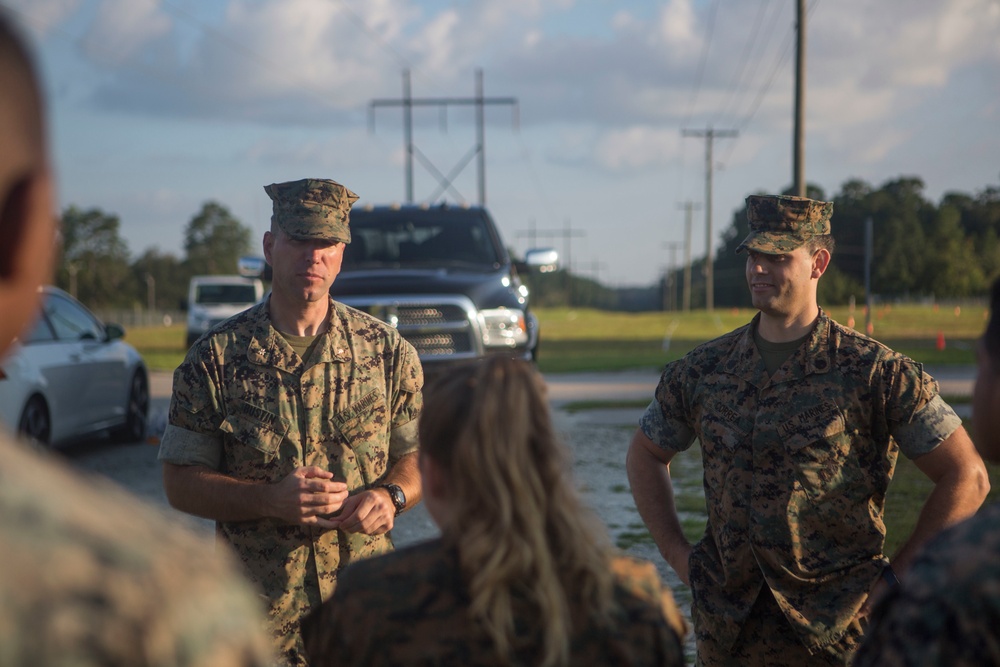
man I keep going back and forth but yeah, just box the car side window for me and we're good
[21,312,56,343]
[43,293,105,342]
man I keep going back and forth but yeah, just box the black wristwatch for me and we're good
[380,483,406,516]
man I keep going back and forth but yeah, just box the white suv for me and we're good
[186,275,264,347]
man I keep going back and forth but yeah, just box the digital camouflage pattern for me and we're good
[160,297,423,666]
[300,539,688,666]
[853,502,1000,667]
[264,178,359,244]
[695,588,865,667]
[736,194,834,254]
[0,431,273,666]
[640,310,961,661]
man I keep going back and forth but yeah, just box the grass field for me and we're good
[124,303,987,373]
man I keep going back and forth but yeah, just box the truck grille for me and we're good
[395,305,466,327]
[338,295,481,362]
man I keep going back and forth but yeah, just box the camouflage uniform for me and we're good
[160,297,422,665]
[0,431,272,666]
[640,310,961,661]
[300,539,688,666]
[853,502,1000,666]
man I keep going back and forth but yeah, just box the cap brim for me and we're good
[736,231,808,255]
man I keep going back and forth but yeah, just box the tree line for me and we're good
[523,176,1000,311]
[55,202,253,310]
[711,176,1000,308]
[55,175,1000,313]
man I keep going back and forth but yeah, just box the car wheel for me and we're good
[115,370,149,443]
[18,396,51,446]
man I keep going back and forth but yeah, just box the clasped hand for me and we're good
[269,466,395,535]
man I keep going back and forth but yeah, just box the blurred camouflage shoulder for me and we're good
[854,502,1000,667]
[0,432,273,667]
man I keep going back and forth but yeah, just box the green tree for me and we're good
[921,205,986,297]
[56,206,132,307]
[869,178,931,297]
[131,249,188,310]
[183,202,252,275]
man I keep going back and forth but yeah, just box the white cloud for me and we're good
[658,0,699,54]
[82,0,172,64]
[594,126,681,171]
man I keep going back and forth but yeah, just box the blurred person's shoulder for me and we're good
[609,554,688,638]
[0,431,272,667]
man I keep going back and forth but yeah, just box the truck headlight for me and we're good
[479,308,529,348]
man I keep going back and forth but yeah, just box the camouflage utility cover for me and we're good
[0,432,273,666]
[160,297,423,666]
[736,194,834,254]
[854,502,1000,667]
[264,178,359,244]
[301,539,688,666]
[640,310,961,657]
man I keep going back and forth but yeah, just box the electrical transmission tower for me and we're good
[369,69,518,206]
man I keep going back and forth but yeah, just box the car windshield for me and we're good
[196,284,258,304]
[343,208,501,270]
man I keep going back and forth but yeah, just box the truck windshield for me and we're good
[196,285,258,304]
[343,208,501,269]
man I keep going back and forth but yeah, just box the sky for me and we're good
[4,0,999,287]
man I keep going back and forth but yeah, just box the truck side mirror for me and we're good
[523,248,559,273]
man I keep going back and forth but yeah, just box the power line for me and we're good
[681,0,721,129]
[711,0,774,128]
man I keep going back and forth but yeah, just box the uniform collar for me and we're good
[246,296,353,372]
[723,308,834,387]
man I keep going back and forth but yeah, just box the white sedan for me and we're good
[0,286,149,447]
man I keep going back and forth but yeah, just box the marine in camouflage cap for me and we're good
[264,178,359,244]
[736,194,833,254]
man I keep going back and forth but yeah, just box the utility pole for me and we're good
[793,0,807,197]
[681,128,737,311]
[677,201,701,312]
[515,218,539,250]
[663,242,681,311]
[369,69,518,206]
[145,273,155,312]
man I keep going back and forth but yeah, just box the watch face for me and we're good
[386,484,405,512]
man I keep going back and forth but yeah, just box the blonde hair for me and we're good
[419,357,616,667]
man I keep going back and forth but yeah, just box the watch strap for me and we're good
[379,483,406,516]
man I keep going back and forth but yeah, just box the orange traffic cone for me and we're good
[936,331,946,351]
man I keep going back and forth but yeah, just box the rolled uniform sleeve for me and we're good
[884,359,963,459]
[157,350,226,469]
[639,361,697,454]
[387,339,423,461]
[158,424,223,468]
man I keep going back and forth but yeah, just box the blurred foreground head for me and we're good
[0,11,56,355]
[973,277,1000,462]
[418,356,614,666]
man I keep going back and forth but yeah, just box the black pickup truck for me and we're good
[330,203,557,371]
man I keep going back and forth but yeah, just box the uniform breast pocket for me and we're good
[333,390,390,487]
[220,407,290,466]
[783,405,861,499]
[333,389,388,447]
[699,397,751,453]
[782,404,848,457]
